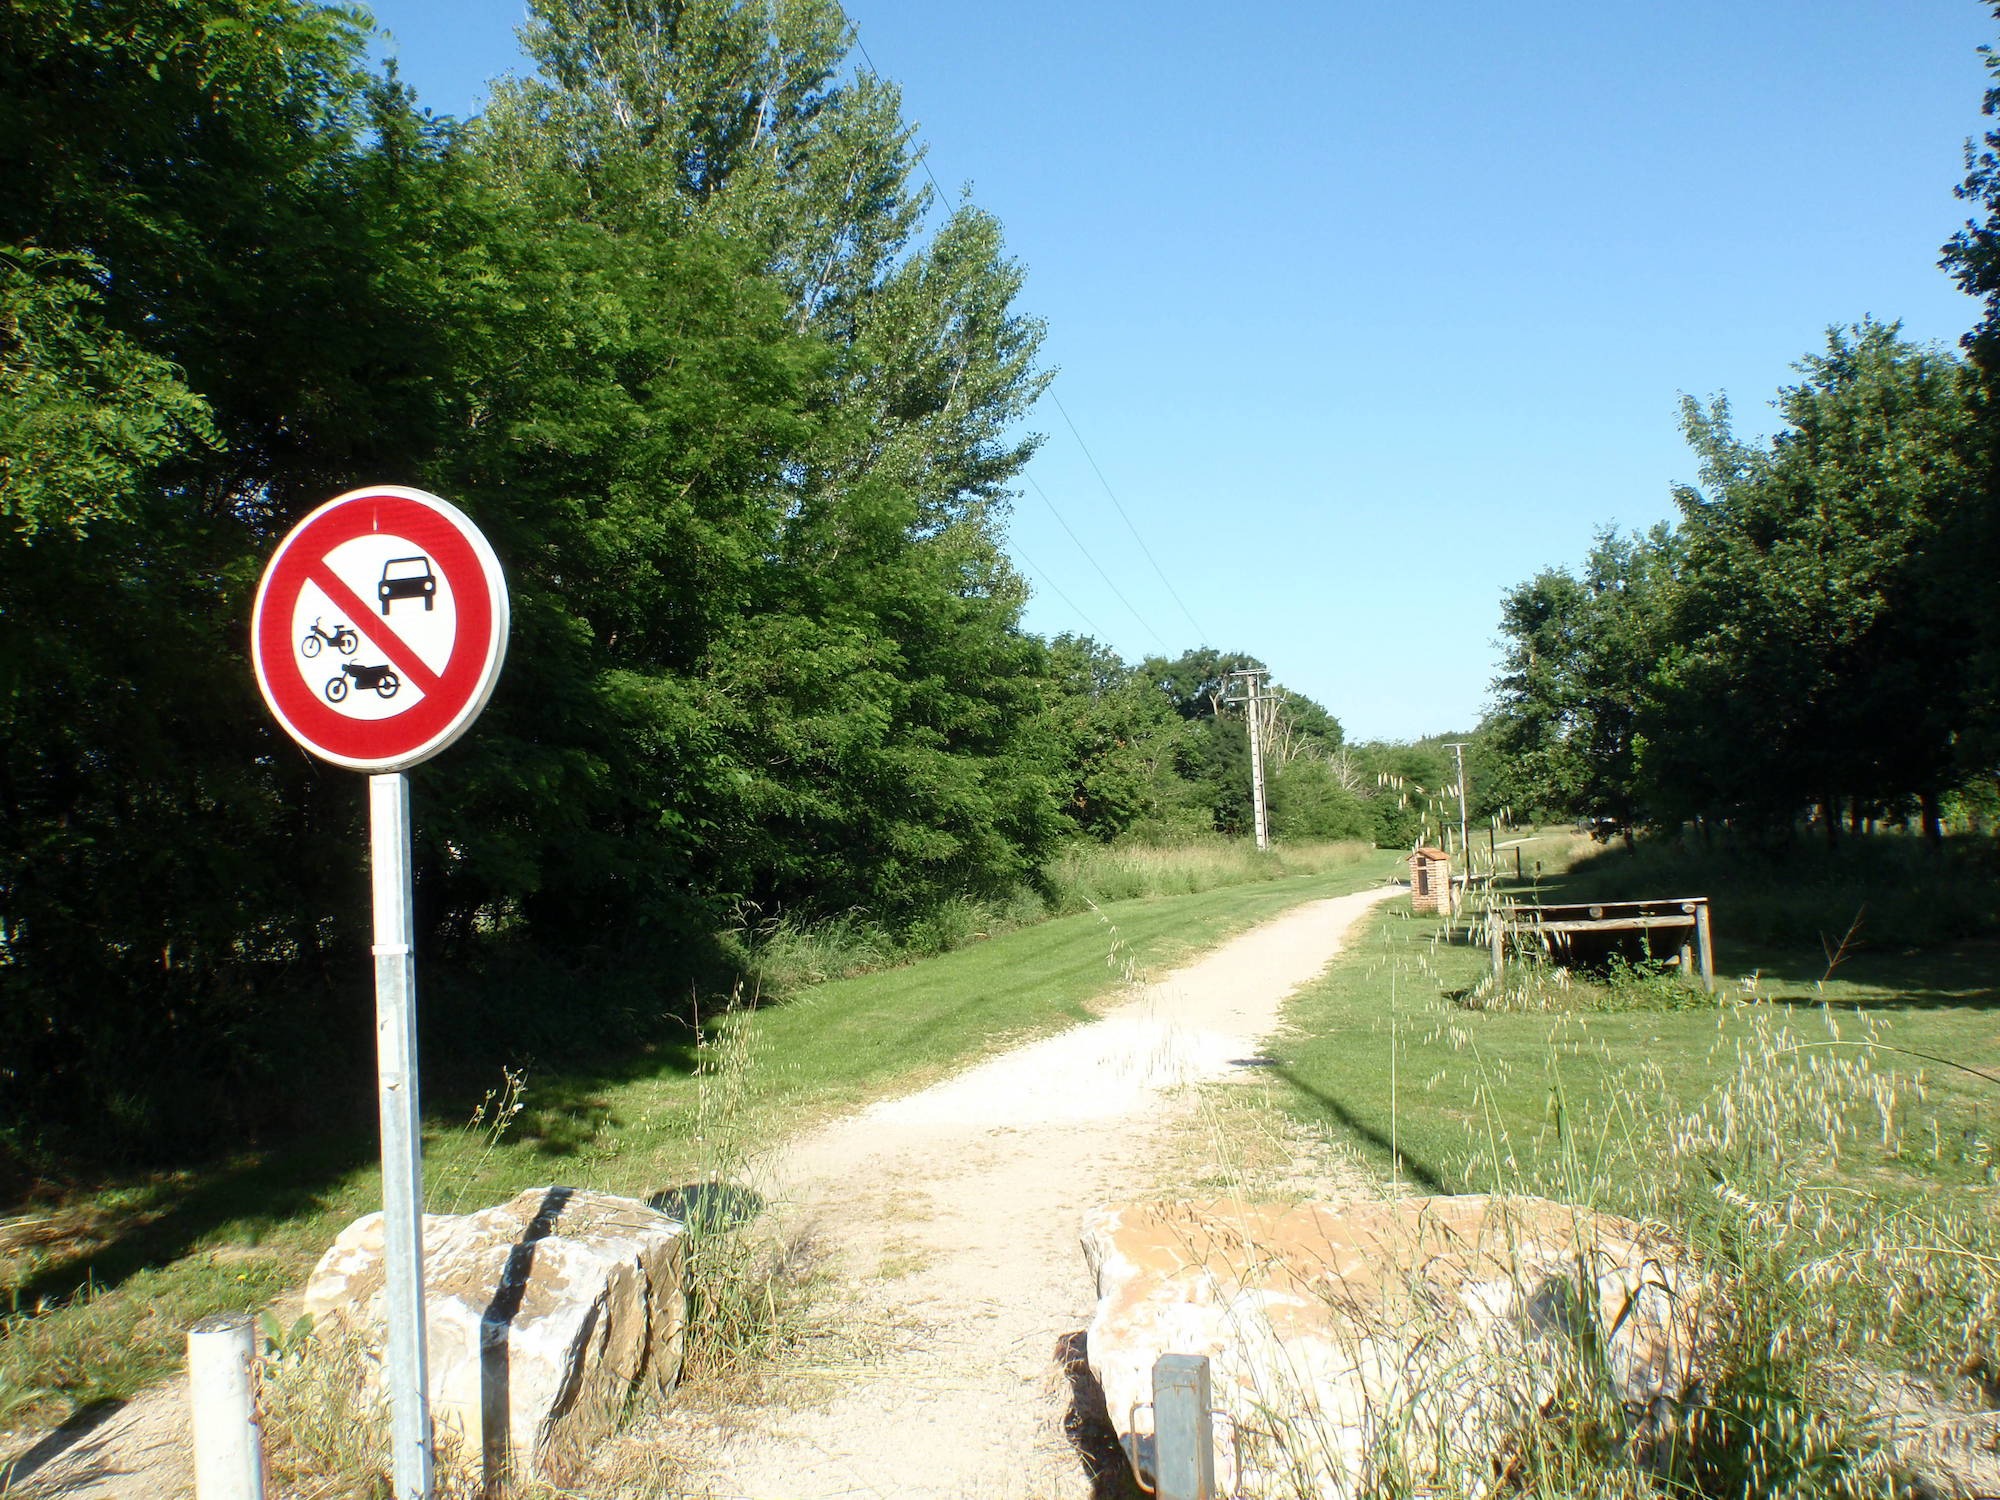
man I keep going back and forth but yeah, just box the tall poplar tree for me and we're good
[442,0,1060,927]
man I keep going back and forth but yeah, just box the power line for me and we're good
[852,26,1181,660]
[1011,542,1104,639]
[852,38,951,213]
[1050,393,1208,643]
[1026,474,1169,653]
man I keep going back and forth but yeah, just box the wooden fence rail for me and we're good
[1488,897,1714,992]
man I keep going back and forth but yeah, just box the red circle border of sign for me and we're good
[252,488,508,772]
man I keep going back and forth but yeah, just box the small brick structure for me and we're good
[1409,846,1451,914]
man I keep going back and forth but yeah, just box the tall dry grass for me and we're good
[734,837,1379,995]
[1041,837,1377,910]
[261,989,813,1498]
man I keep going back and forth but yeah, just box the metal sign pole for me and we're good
[369,772,433,1499]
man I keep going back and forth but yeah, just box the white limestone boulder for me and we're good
[305,1186,687,1484]
[1081,1195,1719,1498]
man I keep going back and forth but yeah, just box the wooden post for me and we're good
[1514,846,1523,881]
[1695,899,1715,993]
[1489,909,1504,980]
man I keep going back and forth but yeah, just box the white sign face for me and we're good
[251,486,509,771]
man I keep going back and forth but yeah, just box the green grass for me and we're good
[1515,826,2000,951]
[0,842,1399,1436]
[1255,836,2000,1496]
[734,836,1382,991]
[1266,903,2000,1200]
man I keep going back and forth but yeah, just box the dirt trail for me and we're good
[3,883,1395,1499]
[669,884,1396,1500]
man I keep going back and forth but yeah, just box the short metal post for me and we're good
[370,773,433,1498]
[188,1314,264,1500]
[1153,1354,1216,1500]
[1695,899,1715,993]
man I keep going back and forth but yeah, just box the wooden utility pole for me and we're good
[1224,668,1271,851]
[1442,741,1472,912]
[1445,742,1471,871]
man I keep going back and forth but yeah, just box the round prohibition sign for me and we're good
[252,486,509,771]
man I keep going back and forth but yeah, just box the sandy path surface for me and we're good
[1,1381,193,1499]
[3,883,1394,1499]
[669,884,1396,1500]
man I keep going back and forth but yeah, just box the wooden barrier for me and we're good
[1489,897,1714,992]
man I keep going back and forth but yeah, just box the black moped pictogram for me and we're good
[300,618,359,658]
[325,662,401,703]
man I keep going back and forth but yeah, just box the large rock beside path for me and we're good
[305,1186,687,1485]
[1082,1195,1718,1498]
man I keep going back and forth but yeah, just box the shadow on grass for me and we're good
[7,1026,705,1309]
[1268,1064,1448,1193]
[1509,830,2000,956]
[1491,858,2000,1012]
[1731,942,2000,1010]
[6,1130,371,1312]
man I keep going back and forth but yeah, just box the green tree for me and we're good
[1267,757,1372,841]
[1937,10,2000,779]
[441,0,1060,929]
[1040,636,1201,840]
[1657,324,1976,841]
[0,0,465,1157]
[1488,528,1676,842]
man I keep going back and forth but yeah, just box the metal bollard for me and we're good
[1153,1353,1216,1500]
[188,1313,265,1500]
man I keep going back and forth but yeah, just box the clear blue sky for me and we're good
[361,0,1996,741]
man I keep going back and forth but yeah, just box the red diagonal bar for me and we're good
[304,560,447,698]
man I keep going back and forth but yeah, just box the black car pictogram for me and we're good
[378,555,436,614]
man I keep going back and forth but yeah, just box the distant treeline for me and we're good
[0,1,1436,1169]
[1480,17,2000,846]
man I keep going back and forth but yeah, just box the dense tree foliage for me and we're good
[0,1,1377,1169]
[1940,4,2000,777]
[1487,324,1991,844]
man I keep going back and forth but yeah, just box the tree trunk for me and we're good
[1921,789,1944,851]
[1849,796,1864,837]
[1821,796,1840,851]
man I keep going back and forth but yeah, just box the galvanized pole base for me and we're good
[370,773,433,1498]
[1153,1353,1217,1500]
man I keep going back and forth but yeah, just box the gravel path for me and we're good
[3,883,1395,1499]
[670,884,1397,1500]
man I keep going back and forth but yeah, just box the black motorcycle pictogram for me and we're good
[324,662,401,703]
[300,617,359,658]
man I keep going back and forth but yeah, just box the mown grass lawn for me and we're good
[1271,882,2000,1203]
[1256,843,2000,1494]
[1,846,1399,1433]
